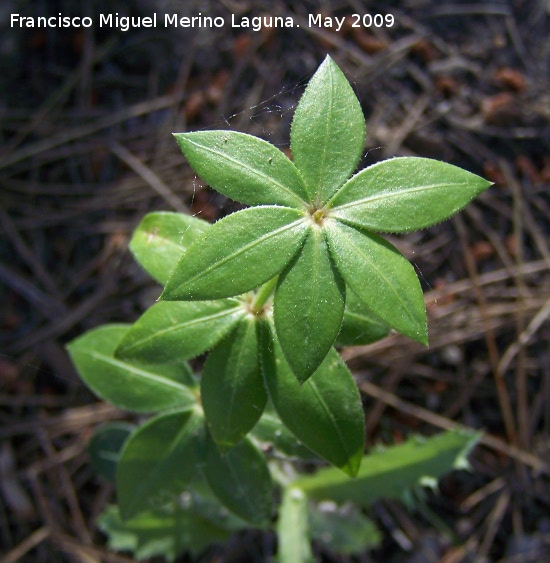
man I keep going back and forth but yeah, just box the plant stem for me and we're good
[252,276,278,313]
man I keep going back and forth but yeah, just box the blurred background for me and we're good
[1,0,550,561]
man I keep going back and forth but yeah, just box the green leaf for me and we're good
[274,228,345,382]
[294,430,480,507]
[329,157,492,232]
[185,479,250,532]
[201,317,267,447]
[336,290,391,346]
[291,56,365,203]
[117,409,204,520]
[88,422,135,484]
[161,206,308,301]
[259,321,364,477]
[116,300,245,363]
[203,432,273,526]
[325,220,428,345]
[129,212,210,284]
[97,502,240,562]
[277,487,313,563]
[67,325,197,413]
[174,131,309,208]
[309,503,381,554]
[251,407,319,461]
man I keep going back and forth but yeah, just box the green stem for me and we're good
[252,276,278,313]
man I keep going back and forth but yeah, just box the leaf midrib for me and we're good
[121,306,244,353]
[185,136,306,206]
[226,321,255,438]
[224,449,261,521]
[344,310,385,327]
[307,373,355,472]
[317,66,334,201]
[334,224,420,329]
[87,351,186,391]
[332,181,471,212]
[175,216,307,289]
[140,232,189,253]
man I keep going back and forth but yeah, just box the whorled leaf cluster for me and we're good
[67,57,488,548]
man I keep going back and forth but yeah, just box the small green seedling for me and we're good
[68,56,489,561]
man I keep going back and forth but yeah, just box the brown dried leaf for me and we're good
[493,67,526,93]
[352,30,388,54]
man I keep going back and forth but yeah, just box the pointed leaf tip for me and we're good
[173,131,309,208]
[204,433,273,526]
[330,157,493,233]
[325,220,428,346]
[260,322,364,476]
[291,57,365,203]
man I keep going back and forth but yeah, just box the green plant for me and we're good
[67,56,490,561]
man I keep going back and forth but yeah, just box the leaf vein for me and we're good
[121,307,244,352]
[338,226,418,327]
[333,181,472,212]
[185,137,305,204]
[308,378,354,464]
[179,217,307,289]
[86,352,186,391]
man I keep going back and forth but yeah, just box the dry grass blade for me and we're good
[477,489,511,559]
[498,296,550,376]
[453,214,518,446]
[0,95,183,170]
[0,527,51,563]
[110,142,189,213]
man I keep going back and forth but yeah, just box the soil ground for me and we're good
[1,1,550,561]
